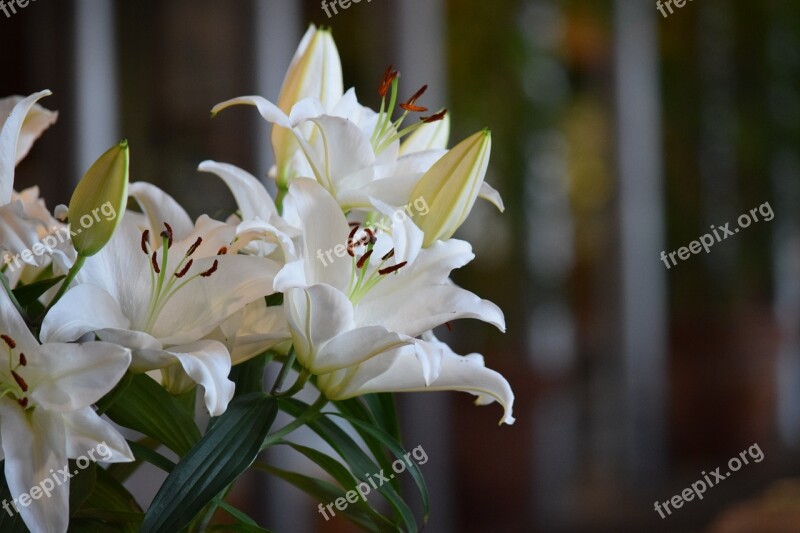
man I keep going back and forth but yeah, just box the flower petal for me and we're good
[197,161,278,222]
[28,341,131,412]
[128,182,194,240]
[62,407,134,462]
[40,284,131,343]
[211,95,291,129]
[0,398,69,533]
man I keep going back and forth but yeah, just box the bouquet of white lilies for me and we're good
[0,25,513,533]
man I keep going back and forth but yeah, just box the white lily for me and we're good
[275,178,513,423]
[0,91,66,283]
[40,195,280,415]
[0,287,133,533]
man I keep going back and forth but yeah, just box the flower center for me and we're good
[345,223,407,305]
[0,334,30,408]
[139,223,224,332]
[369,65,447,156]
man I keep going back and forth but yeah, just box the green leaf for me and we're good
[278,398,419,532]
[68,461,97,518]
[140,393,278,533]
[96,373,201,456]
[208,524,274,533]
[230,351,274,397]
[254,464,382,533]
[69,140,129,257]
[70,466,142,533]
[11,276,65,307]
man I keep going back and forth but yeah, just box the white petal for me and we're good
[0,398,69,533]
[40,284,131,343]
[479,182,505,212]
[0,94,58,166]
[159,340,235,416]
[128,182,194,240]
[211,95,292,128]
[301,115,375,194]
[399,113,450,155]
[62,407,134,462]
[289,97,326,126]
[284,285,353,370]
[28,342,131,412]
[317,327,412,373]
[198,161,278,221]
[0,271,40,353]
[319,341,515,425]
[0,90,52,204]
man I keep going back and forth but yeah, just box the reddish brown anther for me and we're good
[378,261,407,275]
[217,246,228,256]
[421,109,448,123]
[17,397,28,408]
[381,249,395,261]
[11,371,28,392]
[175,259,194,278]
[186,237,203,257]
[151,251,161,274]
[18,353,26,366]
[1,334,16,349]
[141,230,150,254]
[400,84,429,112]
[378,65,399,97]
[200,259,219,278]
[357,249,374,269]
[163,223,174,248]
[445,322,452,332]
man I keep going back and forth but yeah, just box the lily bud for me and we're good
[69,140,129,257]
[272,25,343,187]
[410,129,492,247]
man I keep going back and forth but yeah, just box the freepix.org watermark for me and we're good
[2,441,113,517]
[321,0,371,19]
[2,201,117,272]
[654,443,764,519]
[660,201,774,269]
[316,196,429,267]
[317,444,428,522]
[0,0,37,19]
[656,0,693,19]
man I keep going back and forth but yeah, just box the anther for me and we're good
[164,223,174,248]
[400,84,429,112]
[11,371,28,392]
[18,353,26,366]
[186,237,203,257]
[141,230,150,254]
[422,109,448,123]
[151,251,161,274]
[17,398,28,408]
[200,259,219,278]
[1,335,16,349]
[445,322,452,332]
[217,246,228,256]
[175,259,194,278]
[357,250,374,269]
[381,249,395,261]
[378,261,407,275]
[378,65,399,97]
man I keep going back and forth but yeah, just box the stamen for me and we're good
[174,259,194,278]
[217,246,228,256]
[378,65,399,97]
[365,228,377,245]
[381,249,395,261]
[348,222,360,228]
[141,230,150,254]
[164,223,174,248]
[1,335,16,349]
[17,397,28,408]
[151,251,161,274]
[186,237,203,257]
[348,225,360,240]
[11,371,28,392]
[357,250,374,269]
[422,109,448,123]
[400,84,429,112]
[445,322,452,332]
[378,261,407,275]
[18,353,26,366]
[200,259,219,278]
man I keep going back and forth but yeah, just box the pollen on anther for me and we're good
[11,371,28,392]
[422,109,448,123]
[175,259,194,278]
[378,261,407,275]
[141,230,150,254]
[186,237,203,257]
[1,334,16,349]
[18,353,26,366]
[357,250,374,269]
[400,85,429,113]
[200,259,219,278]
[164,223,174,248]
[217,246,228,256]
[378,65,399,97]
[381,249,395,261]
[17,398,28,408]
[151,251,161,274]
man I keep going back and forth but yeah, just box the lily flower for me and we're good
[40,195,280,415]
[276,178,513,423]
[0,287,133,533]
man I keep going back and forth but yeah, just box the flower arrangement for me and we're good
[0,25,513,532]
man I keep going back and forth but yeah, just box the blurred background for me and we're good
[4,0,800,531]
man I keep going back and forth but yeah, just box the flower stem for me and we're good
[46,254,86,310]
[269,347,297,395]
[261,391,328,450]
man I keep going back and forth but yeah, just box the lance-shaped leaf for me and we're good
[69,140,129,257]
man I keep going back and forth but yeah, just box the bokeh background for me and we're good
[4,0,800,531]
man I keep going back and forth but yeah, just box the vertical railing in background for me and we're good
[767,4,800,448]
[252,1,303,530]
[395,1,454,531]
[613,0,668,484]
[73,0,119,181]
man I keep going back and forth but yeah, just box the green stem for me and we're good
[272,368,311,398]
[0,271,26,319]
[46,255,86,310]
[269,348,296,395]
[261,392,328,449]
